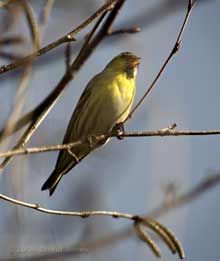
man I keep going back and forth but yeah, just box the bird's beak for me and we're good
[132,57,141,67]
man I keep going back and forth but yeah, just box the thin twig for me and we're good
[127,0,197,120]
[0,172,219,257]
[19,0,40,50]
[121,129,220,137]
[38,0,55,43]
[0,0,118,74]
[0,192,135,218]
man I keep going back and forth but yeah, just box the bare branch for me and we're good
[121,129,220,137]
[19,0,40,50]
[23,170,210,260]
[127,0,197,120]
[0,0,118,74]
[1,172,220,257]
[0,192,184,259]
[1,126,220,158]
[0,192,133,218]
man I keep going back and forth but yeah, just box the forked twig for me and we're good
[134,217,184,259]
[0,191,183,258]
[134,221,161,257]
[2,171,218,259]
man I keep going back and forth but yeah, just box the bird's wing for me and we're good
[53,73,102,174]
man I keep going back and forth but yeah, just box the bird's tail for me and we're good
[41,170,62,196]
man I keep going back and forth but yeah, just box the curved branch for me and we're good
[1,171,219,258]
[0,192,133,218]
[0,192,184,259]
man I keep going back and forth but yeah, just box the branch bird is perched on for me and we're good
[42,52,140,196]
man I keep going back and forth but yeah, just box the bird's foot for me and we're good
[112,123,125,140]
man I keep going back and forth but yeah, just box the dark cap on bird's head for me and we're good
[106,52,141,78]
[118,52,141,66]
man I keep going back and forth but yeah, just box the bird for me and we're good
[41,52,140,196]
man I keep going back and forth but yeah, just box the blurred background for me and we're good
[0,0,220,260]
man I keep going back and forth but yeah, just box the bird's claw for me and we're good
[112,123,125,140]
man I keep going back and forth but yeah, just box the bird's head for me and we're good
[105,52,141,79]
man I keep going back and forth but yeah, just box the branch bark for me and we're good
[1,126,220,158]
[0,172,219,258]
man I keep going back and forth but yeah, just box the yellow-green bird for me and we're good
[41,52,140,196]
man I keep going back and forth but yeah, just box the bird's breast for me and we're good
[111,74,135,108]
